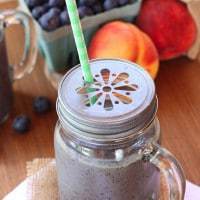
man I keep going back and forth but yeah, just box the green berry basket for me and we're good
[18,0,142,87]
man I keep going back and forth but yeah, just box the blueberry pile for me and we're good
[25,0,132,31]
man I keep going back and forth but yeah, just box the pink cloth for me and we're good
[3,179,200,200]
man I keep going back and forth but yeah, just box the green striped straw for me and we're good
[65,0,93,83]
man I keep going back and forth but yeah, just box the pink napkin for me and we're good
[3,179,200,200]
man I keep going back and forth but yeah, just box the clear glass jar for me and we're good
[0,10,37,124]
[55,59,185,200]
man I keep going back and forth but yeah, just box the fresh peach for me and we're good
[136,0,197,60]
[88,21,159,79]
[136,32,159,79]
[88,21,139,61]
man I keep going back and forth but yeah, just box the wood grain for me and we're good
[0,0,200,199]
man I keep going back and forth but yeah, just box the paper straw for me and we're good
[65,0,93,83]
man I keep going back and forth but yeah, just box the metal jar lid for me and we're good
[57,59,157,135]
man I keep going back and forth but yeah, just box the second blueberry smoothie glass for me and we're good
[0,10,37,124]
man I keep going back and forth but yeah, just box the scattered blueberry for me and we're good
[103,0,118,11]
[12,115,31,133]
[33,96,51,114]
[78,6,93,19]
[60,10,70,25]
[39,8,61,31]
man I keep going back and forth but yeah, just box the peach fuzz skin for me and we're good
[137,0,197,60]
[88,21,159,79]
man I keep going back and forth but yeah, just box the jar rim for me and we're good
[57,99,159,148]
[57,58,157,135]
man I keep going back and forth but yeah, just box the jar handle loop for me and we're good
[0,10,37,80]
[143,143,186,200]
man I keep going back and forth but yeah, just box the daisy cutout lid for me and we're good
[58,59,156,131]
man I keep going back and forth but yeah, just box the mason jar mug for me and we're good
[55,59,186,200]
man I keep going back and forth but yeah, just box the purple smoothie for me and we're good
[55,127,160,200]
[0,31,13,124]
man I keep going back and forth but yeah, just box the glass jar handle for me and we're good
[0,10,37,80]
[143,143,186,200]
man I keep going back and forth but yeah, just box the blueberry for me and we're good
[78,6,93,19]
[103,0,118,11]
[48,0,65,8]
[43,3,50,11]
[92,2,103,14]
[12,115,31,133]
[49,7,61,15]
[33,96,51,114]
[39,8,61,31]
[25,0,45,8]
[32,6,47,19]
[78,0,97,7]
[62,5,66,11]
[60,10,70,25]
[118,0,130,6]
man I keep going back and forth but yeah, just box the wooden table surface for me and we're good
[1,1,200,199]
